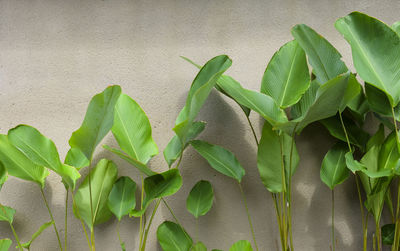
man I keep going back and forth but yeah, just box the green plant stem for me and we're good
[140,198,161,251]
[364,212,369,251]
[287,125,297,251]
[116,221,124,250]
[331,189,335,251]
[272,193,285,250]
[87,162,95,250]
[391,106,400,251]
[9,222,23,251]
[279,137,288,251]
[40,188,63,251]
[139,174,145,248]
[338,112,352,152]
[245,115,259,145]
[65,190,69,251]
[161,198,192,242]
[376,219,381,251]
[71,192,91,251]
[238,182,259,251]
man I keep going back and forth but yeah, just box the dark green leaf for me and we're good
[365,83,400,119]
[157,221,193,251]
[107,176,137,221]
[320,142,349,189]
[382,223,395,245]
[186,180,214,218]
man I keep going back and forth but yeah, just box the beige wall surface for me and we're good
[1,0,400,250]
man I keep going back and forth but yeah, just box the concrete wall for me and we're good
[0,0,399,250]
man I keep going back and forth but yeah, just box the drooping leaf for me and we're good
[64,148,89,170]
[74,159,118,229]
[190,140,245,182]
[0,239,11,251]
[107,176,137,221]
[336,12,400,107]
[0,135,49,188]
[8,125,80,189]
[157,221,193,251]
[186,180,214,218]
[320,142,349,190]
[382,223,395,245]
[291,24,348,83]
[69,85,122,160]
[229,240,253,251]
[260,40,310,108]
[0,205,15,223]
[0,162,7,190]
[192,242,207,251]
[21,221,54,250]
[112,94,158,164]
[130,169,182,217]
[257,122,299,193]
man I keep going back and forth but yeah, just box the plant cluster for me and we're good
[1,11,400,251]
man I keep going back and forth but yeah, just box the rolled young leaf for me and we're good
[157,221,192,251]
[190,140,245,182]
[107,176,137,221]
[21,221,54,250]
[320,142,349,190]
[69,85,122,160]
[73,159,118,229]
[0,239,11,251]
[0,205,15,223]
[186,180,214,218]
[229,240,253,251]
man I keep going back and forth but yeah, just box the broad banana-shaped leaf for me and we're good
[0,239,11,251]
[157,221,192,251]
[0,162,7,190]
[107,176,137,221]
[174,55,232,143]
[365,83,400,119]
[0,135,49,188]
[257,122,299,193]
[190,140,245,182]
[74,159,118,229]
[336,12,400,107]
[320,142,349,189]
[64,148,89,170]
[292,24,348,83]
[164,121,206,167]
[0,205,15,223]
[21,221,54,250]
[8,125,80,189]
[112,94,158,164]
[229,240,253,251]
[260,40,310,108]
[186,180,214,218]
[130,169,182,217]
[192,242,207,251]
[69,85,121,160]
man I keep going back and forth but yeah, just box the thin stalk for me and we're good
[364,212,369,251]
[287,124,298,251]
[376,219,381,251]
[140,198,161,251]
[245,115,259,145]
[9,223,23,251]
[279,136,288,250]
[195,217,199,243]
[87,162,94,244]
[71,192,91,251]
[139,174,145,248]
[238,182,259,251]
[161,198,192,242]
[64,190,69,251]
[116,221,124,250]
[90,228,96,251]
[338,113,352,152]
[272,193,285,250]
[331,190,335,251]
[391,106,400,251]
[40,188,63,251]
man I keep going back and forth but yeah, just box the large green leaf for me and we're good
[112,94,158,164]
[0,239,11,251]
[69,85,122,160]
[130,169,182,217]
[8,125,80,189]
[186,180,214,218]
[335,12,400,107]
[21,221,54,250]
[192,242,207,251]
[365,83,400,119]
[157,221,193,251]
[0,205,15,223]
[0,135,49,188]
[107,176,137,221]
[64,148,89,170]
[292,24,348,83]
[229,240,253,251]
[0,162,7,190]
[260,40,310,108]
[74,159,118,229]
[190,140,245,182]
[320,142,349,190]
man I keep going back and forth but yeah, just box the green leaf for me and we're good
[192,242,207,251]
[112,94,158,164]
[0,162,7,190]
[261,40,310,108]
[130,169,182,217]
[377,132,400,173]
[216,75,288,126]
[346,78,369,123]
[392,21,400,36]
[0,205,16,223]
[21,221,54,250]
[382,223,395,245]
[366,124,385,152]
[64,148,89,170]
[186,180,214,218]
[365,83,400,119]
[0,135,49,188]
[229,240,253,251]
[103,145,155,176]
[0,239,11,251]
[345,152,366,174]
[190,140,245,182]
[107,176,137,221]
[8,125,80,189]
[320,142,349,189]
[335,12,400,107]
[74,159,118,229]
[257,122,299,193]
[69,85,122,160]
[157,221,193,251]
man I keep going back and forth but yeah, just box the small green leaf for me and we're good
[186,180,214,218]
[130,169,182,217]
[157,221,193,251]
[190,140,245,182]
[0,162,7,190]
[107,176,137,221]
[0,205,16,223]
[229,240,253,251]
[21,221,54,250]
[382,223,395,245]
[0,239,11,251]
[345,152,366,174]
[192,242,207,251]
[320,142,349,190]
[69,85,122,160]
[74,159,118,229]
[64,148,89,170]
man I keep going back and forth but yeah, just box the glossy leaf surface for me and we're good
[157,221,192,251]
[107,176,137,221]
[320,142,349,189]
[21,221,54,249]
[186,180,214,218]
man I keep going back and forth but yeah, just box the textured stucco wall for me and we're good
[0,0,399,250]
